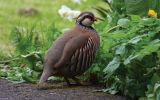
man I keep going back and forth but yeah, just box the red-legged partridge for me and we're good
[38,12,101,88]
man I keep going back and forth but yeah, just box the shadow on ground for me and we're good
[0,79,126,100]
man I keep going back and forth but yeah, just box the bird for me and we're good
[37,11,101,89]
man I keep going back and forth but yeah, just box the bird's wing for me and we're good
[69,35,96,74]
[54,34,94,69]
[44,35,72,65]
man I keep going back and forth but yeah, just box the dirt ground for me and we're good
[0,79,126,100]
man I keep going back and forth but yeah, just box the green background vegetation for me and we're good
[0,0,104,56]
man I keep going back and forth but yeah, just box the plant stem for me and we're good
[0,58,19,64]
[106,25,121,33]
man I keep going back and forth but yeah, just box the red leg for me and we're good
[37,70,52,89]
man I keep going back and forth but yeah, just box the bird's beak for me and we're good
[94,17,104,21]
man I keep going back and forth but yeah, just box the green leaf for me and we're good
[142,18,157,26]
[101,82,119,94]
[136,39,160,59]
[22,74,37,83]
[101,37,113,51]
[151,73,160,86]
[154,83,160,93]
[129,15,141,22]
[128,34,147,44]
[91,64,101,73]
[103,56,120,76]
[115,44,126,56]
[109,32,127,39]
[117,18,130,26]
[147,83,160,100]
[124,55,138,65]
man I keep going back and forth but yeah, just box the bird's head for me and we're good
[76,12,103,27]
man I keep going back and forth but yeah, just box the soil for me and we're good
[0,79,126,100]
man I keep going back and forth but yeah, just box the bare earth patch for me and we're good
[0,79,126,100]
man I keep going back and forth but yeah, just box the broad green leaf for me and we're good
[142,18,157,26]
[128,34,147,44]
[150,39,160,44]
[147,83,160,100]
[103,56,120,76]
[129,15,141,22]
[136,39,160,59]
[124,55,138,65]
[115,44,126,56]
[117,18,130,26]
[109,32,127,39]
[147,93,155,100]
[101,37,113,51]
[154,83,160,93]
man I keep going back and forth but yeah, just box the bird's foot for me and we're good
[37,83,50,90]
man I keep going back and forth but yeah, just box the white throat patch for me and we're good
[81,18,94,27]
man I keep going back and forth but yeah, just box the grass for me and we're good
[0,0,105,57]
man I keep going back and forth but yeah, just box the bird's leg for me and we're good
[71,77,91,86]
[37,69,52,89]
[38,71,65,89]
[64,77,71,86]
